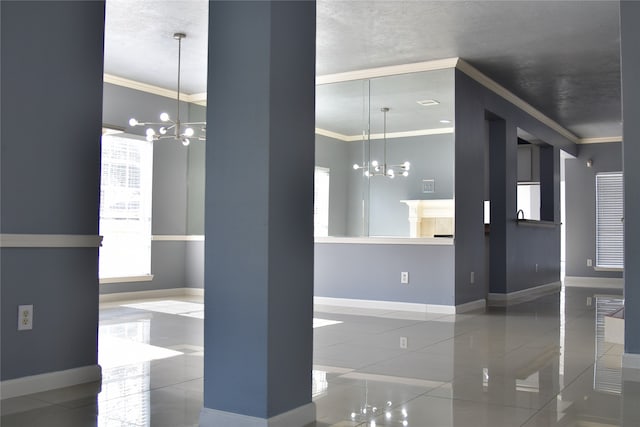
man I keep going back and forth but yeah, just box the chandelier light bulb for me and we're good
[146,134,154,142]
[364,170,370,177]
[129,118,138,127]
[181,137,190,147]
[387,169,395,178]
[146,128,156,137]
[160,112,170,122]
[184,127,195,137]
[404,161,411,170]
[159,127,167,135]
[386,412,392,419]
[371,160,379,168]
[353,164,360,170]
[402,171,409,177]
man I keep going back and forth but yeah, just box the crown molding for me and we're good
[454,59,581,144]
[315,127,454,142]
[104,74,207,105]
[109,60,620,146]
[316,58,459,85]
[579,136,622,144]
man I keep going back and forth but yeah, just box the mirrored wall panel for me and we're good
[315,69,455,238]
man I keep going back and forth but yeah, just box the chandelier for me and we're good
[353,107,410,178]
[128,32,205,146]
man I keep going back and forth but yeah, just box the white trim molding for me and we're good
[0,364,101,399]
[488,281,562,306]
[0,234,102,248]
[200,402,316,427]
[314,236,453,246]
[315,127,454,142]
[99,287,204,304]
[313,296,484,314]
[104,73,206,104]
[580,136,623,144]
[151,235,205,241]
[316,58,460,84]
[563,276,624,288]
[100,275,154,284]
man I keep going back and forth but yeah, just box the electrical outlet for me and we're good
[470,271,475,284]
[587,259,593,267]
[18,305,33,331]
[586,297,593,307]
[400,336,408,349]
[401,271,409,284]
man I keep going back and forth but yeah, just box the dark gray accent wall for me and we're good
[315,134,349,236]
[620,0,640,354]
[315,243,455,306]
[204,1,315,419]
[1,1,105,380]
[455,70,574,302]
[564,142,622,278]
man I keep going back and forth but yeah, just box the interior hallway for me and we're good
[1,283,635,427]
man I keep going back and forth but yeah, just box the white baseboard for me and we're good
[488,281,561,306]
[314,296,485,314]
[200,402,315,427]
[623,353,640,370]
[455,299,486,313]
[563,276,624,288]
[1,364,101,400]
[100,287,204,303]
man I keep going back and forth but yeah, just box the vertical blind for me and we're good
[595,172,624,269]
[99,134,153,278]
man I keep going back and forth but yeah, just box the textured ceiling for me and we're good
[104,0,622,140]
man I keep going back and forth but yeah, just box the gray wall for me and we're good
[315,134,349,236]
[1,1,105,380]
[454,70,574,303]
[565,142,622,278]
[101,83,204,293]
[315,243,455,306]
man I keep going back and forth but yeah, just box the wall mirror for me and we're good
[315,69,456,238]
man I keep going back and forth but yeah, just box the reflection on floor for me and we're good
[3,286,640,427]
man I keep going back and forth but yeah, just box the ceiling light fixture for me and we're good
[128,33,205,146]
[416,99,440,107]
[353,107,410,178]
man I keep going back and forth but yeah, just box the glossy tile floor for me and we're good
[3,285,640,426]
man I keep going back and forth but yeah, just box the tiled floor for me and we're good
[3,286,640,426]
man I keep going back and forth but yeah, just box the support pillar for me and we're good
[201,1,316,426]
[621,0,640,363]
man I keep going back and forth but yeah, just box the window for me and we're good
[596,172,623,269]
[314,167,330,237]
[99,134,153,278]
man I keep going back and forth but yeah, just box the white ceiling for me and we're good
[104,0,622,141]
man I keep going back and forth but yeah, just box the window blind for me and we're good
[595,172,624,269]
[99,134,153,278]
